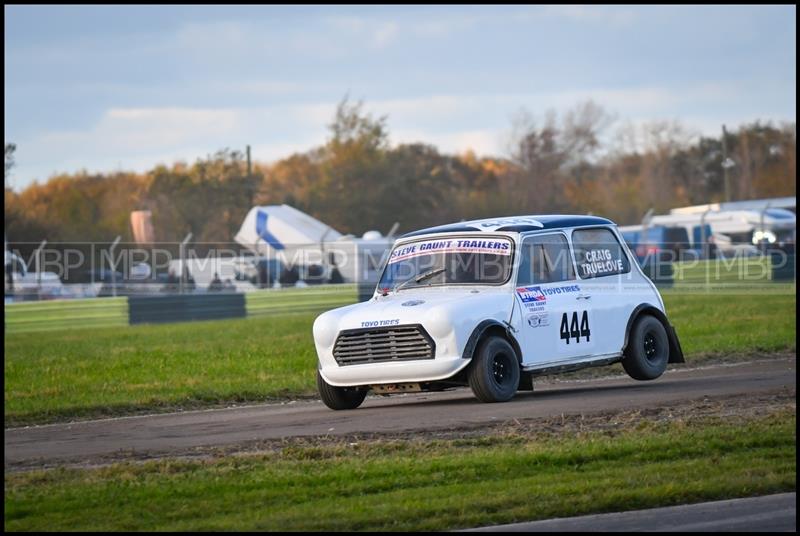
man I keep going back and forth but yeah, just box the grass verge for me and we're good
[5,312,321,426]
[671,255,777,287]
[5,291,796,427]
[661,289,795,356]
[4,408,795,531]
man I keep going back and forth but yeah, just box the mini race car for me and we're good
[312,215,684,410]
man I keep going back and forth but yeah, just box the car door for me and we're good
[569,227,636,357]
[514,233,594,367]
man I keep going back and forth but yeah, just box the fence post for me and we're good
[110,236,121,298]
[700,209,711,292]
[35,240,46,300]
[179,233,193,294]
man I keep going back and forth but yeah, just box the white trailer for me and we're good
[233,205,393,295]
[651,208,795,252]
[621,200,795,258]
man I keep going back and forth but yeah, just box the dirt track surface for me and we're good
[5,358,795,469]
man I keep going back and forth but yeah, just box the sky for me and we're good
[4,5,796,190]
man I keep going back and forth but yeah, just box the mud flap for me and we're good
[518,372,534,391]
[667,324,685,364]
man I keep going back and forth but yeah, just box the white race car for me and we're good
[313,215,684,409]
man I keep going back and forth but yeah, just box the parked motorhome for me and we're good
[621,203,795,261]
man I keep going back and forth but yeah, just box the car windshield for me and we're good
[378,236,513,291]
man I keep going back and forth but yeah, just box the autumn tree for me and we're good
[145,148,262,245]
[317,96,391,232]
[3,102,795,247]
[508,101,613,215]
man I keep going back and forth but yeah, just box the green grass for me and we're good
[4,312,323,426]
[4,284,358,334]
[245,284,358,316]
[661,290,796,357]
[4,411,795,531]
[4,291,796,427]
[3,296,129,333]
[672,256,778,287]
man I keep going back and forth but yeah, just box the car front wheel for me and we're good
[317,371,367,410]
[468,336,520,403]
[622,314,669,380]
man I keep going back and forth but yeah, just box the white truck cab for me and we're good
[313,215,684,409]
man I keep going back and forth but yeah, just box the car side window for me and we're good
[517,234,576,286]
[572,228,631,279]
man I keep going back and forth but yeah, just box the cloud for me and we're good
[364,95,476,123]
[11,83,792,188]
[39,108,243,155]
[541,5,637,27]
[393,127,501,156]
[16,106,304,185]
[372,22,399,48]
[324,15,401,50]
[169,15,404,61]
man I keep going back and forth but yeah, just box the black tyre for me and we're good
[622,315,669,381]
[468,336,520,403]
[316,371,367,410]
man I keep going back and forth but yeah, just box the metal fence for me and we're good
[5,284,359,334]
[5,253,796,334]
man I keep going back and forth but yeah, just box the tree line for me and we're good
[4,99,796,249]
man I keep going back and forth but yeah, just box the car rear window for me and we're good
[572,228,631,279]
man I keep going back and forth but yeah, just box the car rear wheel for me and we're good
[468,336,520,403]
[317,371,367,410]
[622,314,669,380]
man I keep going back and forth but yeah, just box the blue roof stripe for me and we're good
[401,215,614,238]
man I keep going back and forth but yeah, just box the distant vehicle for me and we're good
[246,258,284,288]
[4,249,64,299]
[71,268,124,284]
[312,215,684,410]
[645,208,795,258]
[129,262,152,280]
[668,197,796,216]
[168,255,338,291]
[619,224,717,263]
[169,256,263,292]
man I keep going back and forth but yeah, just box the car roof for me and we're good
[401,215,615,238]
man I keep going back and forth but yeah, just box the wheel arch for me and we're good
[623,304,685,364]
[462,319,523,364]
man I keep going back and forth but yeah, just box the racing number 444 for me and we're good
[312,215,685,410]
[560,310,590,344]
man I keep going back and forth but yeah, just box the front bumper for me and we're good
[318,353,470,387]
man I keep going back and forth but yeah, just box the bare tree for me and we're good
[631,120,698,209]
[508,101,613,213]
[5,143,16,189]
[561,100,615,165]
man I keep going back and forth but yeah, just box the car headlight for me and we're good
[423,306,452,338]
[313,315,338,348]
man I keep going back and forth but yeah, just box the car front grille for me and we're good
[333,324,435,366]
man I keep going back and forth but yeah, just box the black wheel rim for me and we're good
[644,332,658,361]
[492,352,513,386]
